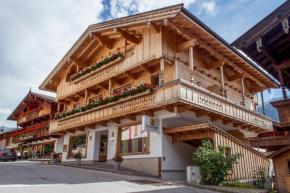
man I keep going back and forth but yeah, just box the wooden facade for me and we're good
[37,4,276,178]
[7,91,61,156]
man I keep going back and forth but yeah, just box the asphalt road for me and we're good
[0,161,217,193]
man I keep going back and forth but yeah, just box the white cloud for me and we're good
[0,108,12,115]
[109,0,198,19]
[198,0,217,17]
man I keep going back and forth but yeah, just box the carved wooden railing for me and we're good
[18,108,51,125]
[12,129,49,143]
[57,52,157,100]
[50,79,273,133]
[249,133,290,147]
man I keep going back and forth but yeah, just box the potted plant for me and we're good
[73,151,82,166]
[112,154,123,171]
[51,152,58,164]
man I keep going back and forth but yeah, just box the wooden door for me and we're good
[99,135,108,162]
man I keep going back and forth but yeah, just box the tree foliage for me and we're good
[253,167,266,189]
[193,138,243,185]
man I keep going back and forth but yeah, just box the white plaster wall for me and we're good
[55,137,64,153]
[106,110,176,160]
[62,127,97,162]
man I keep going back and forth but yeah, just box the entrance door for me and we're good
[99,135,108,162]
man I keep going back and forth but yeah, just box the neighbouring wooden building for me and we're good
[7,90,63,158]
[39,4,277,180]
[232,1,290,192]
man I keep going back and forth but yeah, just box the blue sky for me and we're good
[0,0,287,127]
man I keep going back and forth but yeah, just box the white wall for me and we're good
[62,127,97,162]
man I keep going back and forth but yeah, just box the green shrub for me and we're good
[222,182,253,188]
[253,167,266,189]
[193,138,243,185]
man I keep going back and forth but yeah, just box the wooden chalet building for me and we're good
[7,90,63,158]
[39,4,277,180]
[232,1,290,192]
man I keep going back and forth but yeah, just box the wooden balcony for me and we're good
[249,133,290,147]
[57,51,159,101]
[12,129,61,143]
[18,108,51,126]
[50,79,273,133]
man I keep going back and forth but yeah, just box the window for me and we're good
[119,124,149,154]
[114,84,131,94]
[151,74,160,87]
[43,143,54,155]
[89,95,103,104]
[68,134,87,158]
[288,159,290,174]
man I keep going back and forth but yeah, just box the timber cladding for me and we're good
[164,123,270,180]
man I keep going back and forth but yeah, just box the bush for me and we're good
[193,138,242,185]
[222,181,253,188]
[253,167,266,189]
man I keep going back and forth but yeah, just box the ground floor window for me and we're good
[68,134,87,158]
[118,123,149,155]
[43,143,54,155]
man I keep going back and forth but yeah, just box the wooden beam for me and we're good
[178,105,193,113]
[233,122,242,128]
[110,118,121,124]
[167,20,265,87]
[70,58,88,68]
[123,72,137,80]
[195,110,207,118]
[115,28,141,44]
[85,124,95,129]
[142,110,154,117]
[222,119,233,125]
[92,34,113,49]
[176,38,197,53]
[162,105,175,113]
[58,100,70,105]
[228,72,246,82]
[76,127,85,132]
[273,59,290,70]
[210,115,223,122]
[249,86,265,94]
[97,121,107,127]
[206,59,224,70]
[125,114,136,121]
[67,129,75,133]
[150,21,160,33]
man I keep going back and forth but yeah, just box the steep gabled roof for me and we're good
[267,146,290,158]
[7,90,56,121]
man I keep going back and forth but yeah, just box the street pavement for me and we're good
[0,161,217,193]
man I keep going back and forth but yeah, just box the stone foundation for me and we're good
[108,157,161,176]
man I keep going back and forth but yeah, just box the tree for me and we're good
[253,167,266,189]
[193,138,242,185]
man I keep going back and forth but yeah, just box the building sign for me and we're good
[23,135,34,140]
[142,116,160,133]
[0,139,6,149]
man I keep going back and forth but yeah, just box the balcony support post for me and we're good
[220,65,225,97]
[85,89,88,105]
[175,58,178,79]
[278,68,287,99]
[57,102,60,112]
[260,91,265,115]
[160,57,165,84]
[241,78,245,106]
[109,79,113,94]
[189,46,194,83]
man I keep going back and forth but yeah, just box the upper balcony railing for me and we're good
[249,131,290,147]
[57,51,159,100]
[18,108,51,125]
[12,129,49,143]
[50,79,272,133]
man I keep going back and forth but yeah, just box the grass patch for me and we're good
[222,182,254,188]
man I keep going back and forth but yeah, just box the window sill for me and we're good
[119,151,150,156]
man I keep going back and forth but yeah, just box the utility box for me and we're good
[187,166,201,184]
